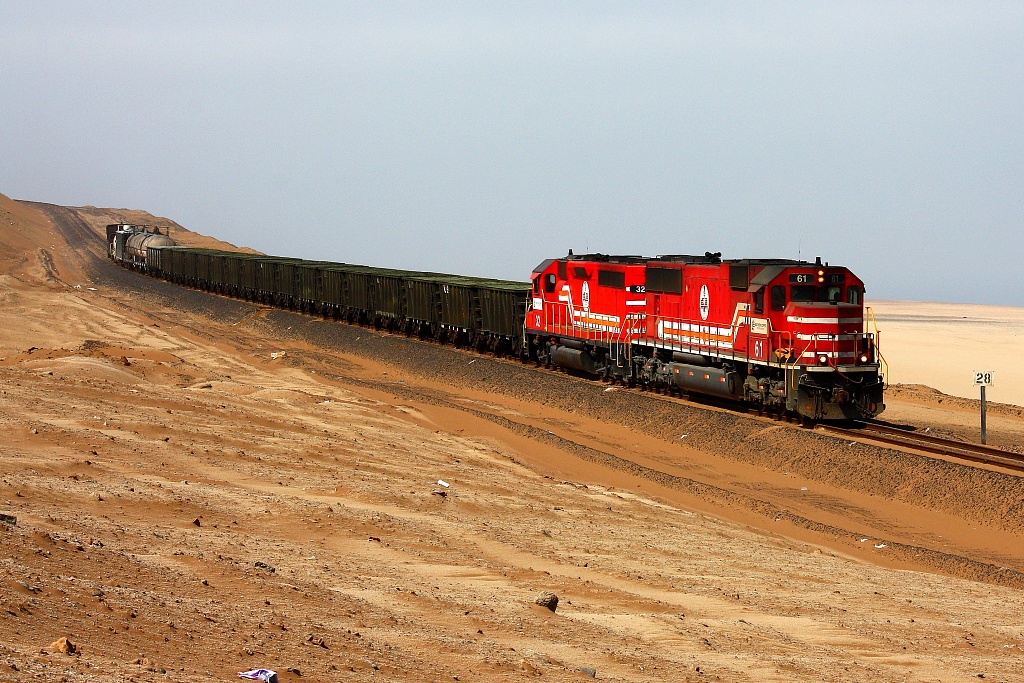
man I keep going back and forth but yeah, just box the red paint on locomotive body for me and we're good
[527,253,883,420]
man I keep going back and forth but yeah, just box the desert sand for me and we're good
[869,300,1024,408]
[1,192,1023,682]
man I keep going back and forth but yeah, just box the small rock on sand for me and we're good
[535,591,559,611]
[49,637,76,654]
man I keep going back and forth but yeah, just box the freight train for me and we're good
[107,224,885,420]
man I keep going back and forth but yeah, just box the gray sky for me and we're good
[2,2,1022,305]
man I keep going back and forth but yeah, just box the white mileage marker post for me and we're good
[973,371,995,444]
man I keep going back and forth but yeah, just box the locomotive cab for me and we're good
[759,264,883,419]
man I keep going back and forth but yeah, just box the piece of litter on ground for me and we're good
[87,287,97,291]
[437,479,450,488]
[860,538,869,542]
[469,359,476,364]
[800,487,808,491]
[238,670,278,683]
[604,387,616,392]
[874,543,888,549]
[680,434,688,439]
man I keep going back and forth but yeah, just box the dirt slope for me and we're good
[20,200,262,253]
[1,194,1023,682]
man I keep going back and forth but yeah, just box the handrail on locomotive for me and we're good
[530,298,877,371]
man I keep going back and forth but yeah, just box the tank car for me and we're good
[107,224,176,269]
[526,252,884,420]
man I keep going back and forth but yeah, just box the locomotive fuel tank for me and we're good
[671,352,710,366]
[667,363,744,399]
[550,345,597,373]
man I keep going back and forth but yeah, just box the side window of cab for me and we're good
[545,273,557,293]
[847,285,862,305]
[771,285,786,311]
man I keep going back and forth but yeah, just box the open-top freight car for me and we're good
[140,242,530,356]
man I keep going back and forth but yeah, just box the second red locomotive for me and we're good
[527,252,884,420]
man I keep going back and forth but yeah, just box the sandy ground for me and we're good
[869,300,1024,408]
[2,191,1024,682]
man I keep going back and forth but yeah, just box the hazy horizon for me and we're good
[2,2,1021,305]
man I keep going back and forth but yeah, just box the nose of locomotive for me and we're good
[784,301,865,368]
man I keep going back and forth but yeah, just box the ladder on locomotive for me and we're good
[609,317,634,377]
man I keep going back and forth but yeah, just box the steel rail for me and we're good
[818,421,1024,473]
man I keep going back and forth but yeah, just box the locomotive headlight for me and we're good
[859,353,870,363]
[817,269,825,283]
[818,355,829,365]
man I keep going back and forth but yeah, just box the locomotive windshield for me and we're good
[792,284,845,303]
[791,285,816,302]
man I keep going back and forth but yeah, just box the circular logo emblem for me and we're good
[581,281,591,309]
[699,284,710,320]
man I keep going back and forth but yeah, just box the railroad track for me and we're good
[819,421,1024,473]
[507,364,1024,475]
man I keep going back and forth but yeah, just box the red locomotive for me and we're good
[527,252,884,420]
